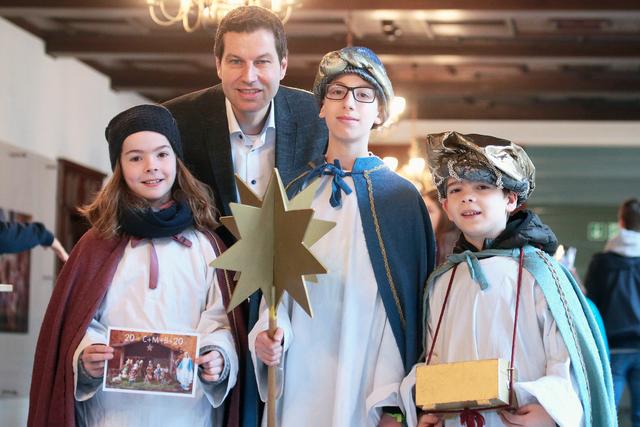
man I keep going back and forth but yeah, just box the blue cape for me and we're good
[287,155,436,373]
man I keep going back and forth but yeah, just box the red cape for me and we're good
[27,228,246,427]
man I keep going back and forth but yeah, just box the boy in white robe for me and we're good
[248,47,435,427]
[402,132,615,427]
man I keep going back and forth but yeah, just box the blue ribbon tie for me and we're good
[447,250,490,290]
[302,159,353,208]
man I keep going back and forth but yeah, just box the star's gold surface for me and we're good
[211,169,335,317]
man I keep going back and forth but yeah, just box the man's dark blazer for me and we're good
[164,84,328,217]
[164,84,327,427]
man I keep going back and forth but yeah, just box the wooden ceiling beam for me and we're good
[45,34,640,59]
[0,0,137,7]
[0,1,146,18]
[1,0,639,12]
[300,0,640,10]
[46,35,216,57]
[415,99,640,120]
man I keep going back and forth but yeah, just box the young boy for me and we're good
[403,131,615,427]
[248,47,435,426]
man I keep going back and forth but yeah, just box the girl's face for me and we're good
[120,131,177,209]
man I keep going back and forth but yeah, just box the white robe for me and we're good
[73,228,238,427]
[248,176,405,427]
[400,256,583,427]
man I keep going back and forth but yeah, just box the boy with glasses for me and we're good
[248,47,435,426]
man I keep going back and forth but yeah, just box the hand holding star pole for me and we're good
[211,169,334,427]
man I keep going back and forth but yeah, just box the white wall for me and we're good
[0,17,148,175]
[0,17,147,426]
[0,142,56,427]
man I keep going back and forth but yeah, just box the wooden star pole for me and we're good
[211,169,334,427]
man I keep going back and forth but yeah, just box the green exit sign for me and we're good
[587,222,619,241]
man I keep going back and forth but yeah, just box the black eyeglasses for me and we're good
[325,83,376,103]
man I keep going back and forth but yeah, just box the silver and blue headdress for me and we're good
[427,131,536,206]
[312,46,393,125]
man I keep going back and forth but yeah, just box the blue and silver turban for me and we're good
[426,131,536,207]
[312,46,393,126]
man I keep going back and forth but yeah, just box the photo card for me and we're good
[104,327,200,398]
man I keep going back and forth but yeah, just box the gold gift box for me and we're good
[416,359,512,411]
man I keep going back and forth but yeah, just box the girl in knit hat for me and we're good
[28,104,242,427]
[249,47,435,427]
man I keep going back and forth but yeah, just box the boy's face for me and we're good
[442,178,518,250]
[319,73,382,147]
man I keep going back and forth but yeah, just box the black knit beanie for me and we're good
[105,104,183,170]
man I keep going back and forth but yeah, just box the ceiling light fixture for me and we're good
[147,0,295,33]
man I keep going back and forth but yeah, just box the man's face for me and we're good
[215,29,288,124]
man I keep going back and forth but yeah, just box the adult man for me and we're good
[164,6,327,218]
[586,198,640,426]
[164,6,327,427]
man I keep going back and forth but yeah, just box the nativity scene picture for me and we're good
[104,328,199,397]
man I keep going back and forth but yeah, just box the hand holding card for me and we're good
[81,344,114,378]
[196,350,224,382]
[103,327,200,397]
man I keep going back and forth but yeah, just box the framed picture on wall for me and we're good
[0,208,32,333]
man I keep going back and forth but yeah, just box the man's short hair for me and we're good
[620,198,640,231]
[214,5,288,62]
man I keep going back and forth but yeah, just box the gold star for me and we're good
[211,169,335,317]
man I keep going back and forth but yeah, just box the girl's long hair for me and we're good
[79,158,219,239]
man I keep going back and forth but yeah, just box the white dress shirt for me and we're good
[226,98,276,198]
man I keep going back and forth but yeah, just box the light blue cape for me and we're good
[425,246,617,427]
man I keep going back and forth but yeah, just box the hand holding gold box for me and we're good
[416,358,513,411]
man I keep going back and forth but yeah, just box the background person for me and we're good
[0,221,68,262]
[585,197,640,426]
